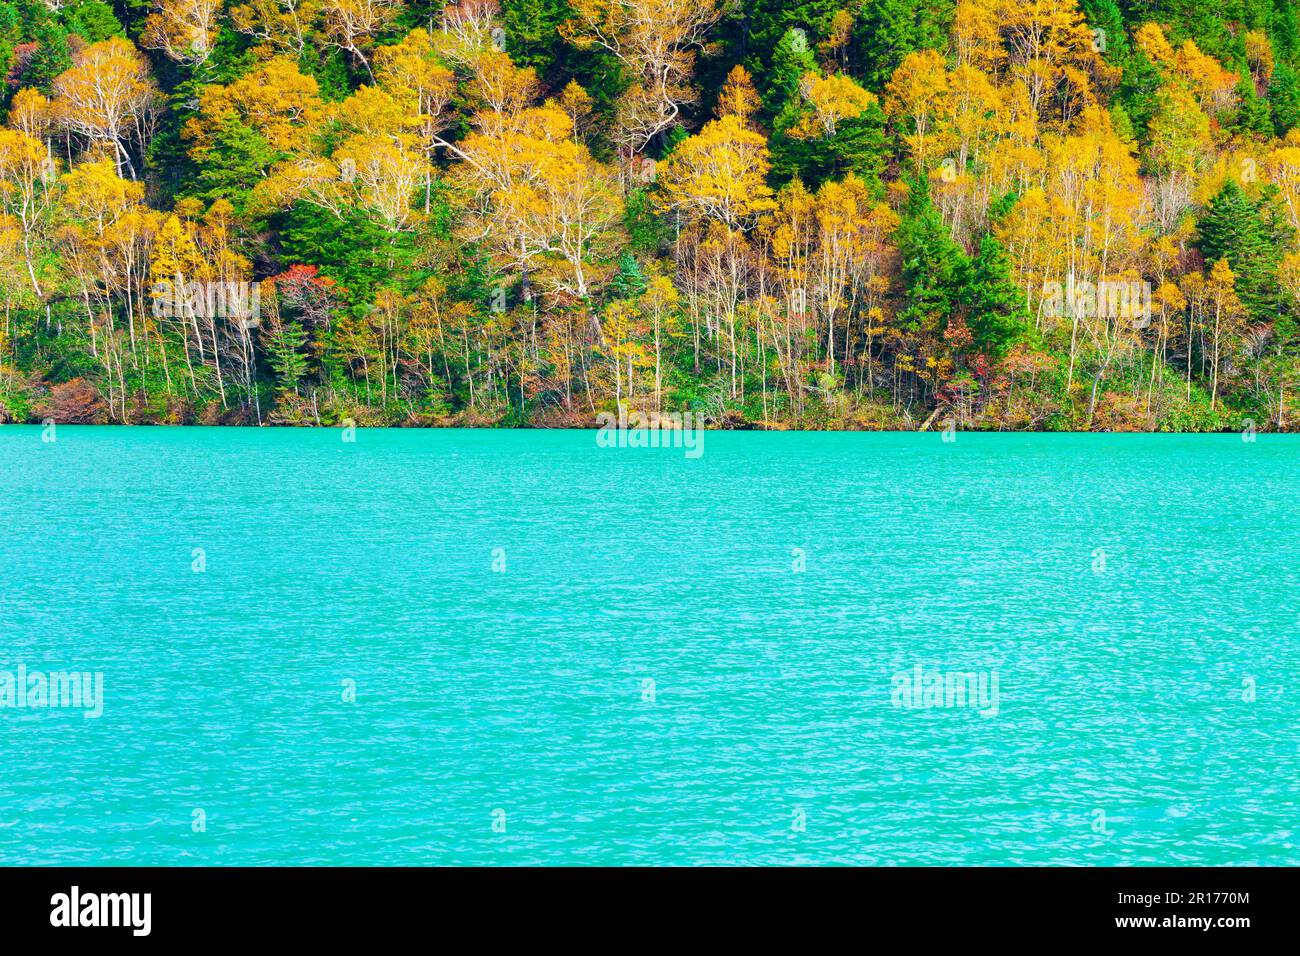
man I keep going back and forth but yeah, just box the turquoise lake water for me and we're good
[1,426,1298,865]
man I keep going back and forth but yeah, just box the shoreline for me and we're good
[2,421,1293,435]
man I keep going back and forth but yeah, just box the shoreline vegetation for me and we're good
[2,1,1300,433]
[8,414,1291,434]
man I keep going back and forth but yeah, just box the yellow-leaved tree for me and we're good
[563,0,728,158]
[656,114,776,231]
[142,0,224,67]
[52,38,161,180]
[186,57,326,163]
[0,127,55,298]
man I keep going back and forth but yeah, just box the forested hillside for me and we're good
[2,0,1299,429]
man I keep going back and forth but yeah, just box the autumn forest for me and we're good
[2,0,1300,430]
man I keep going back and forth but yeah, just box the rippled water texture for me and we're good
[1,427,1297,865]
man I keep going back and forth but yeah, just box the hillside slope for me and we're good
[1,0,1299,430]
